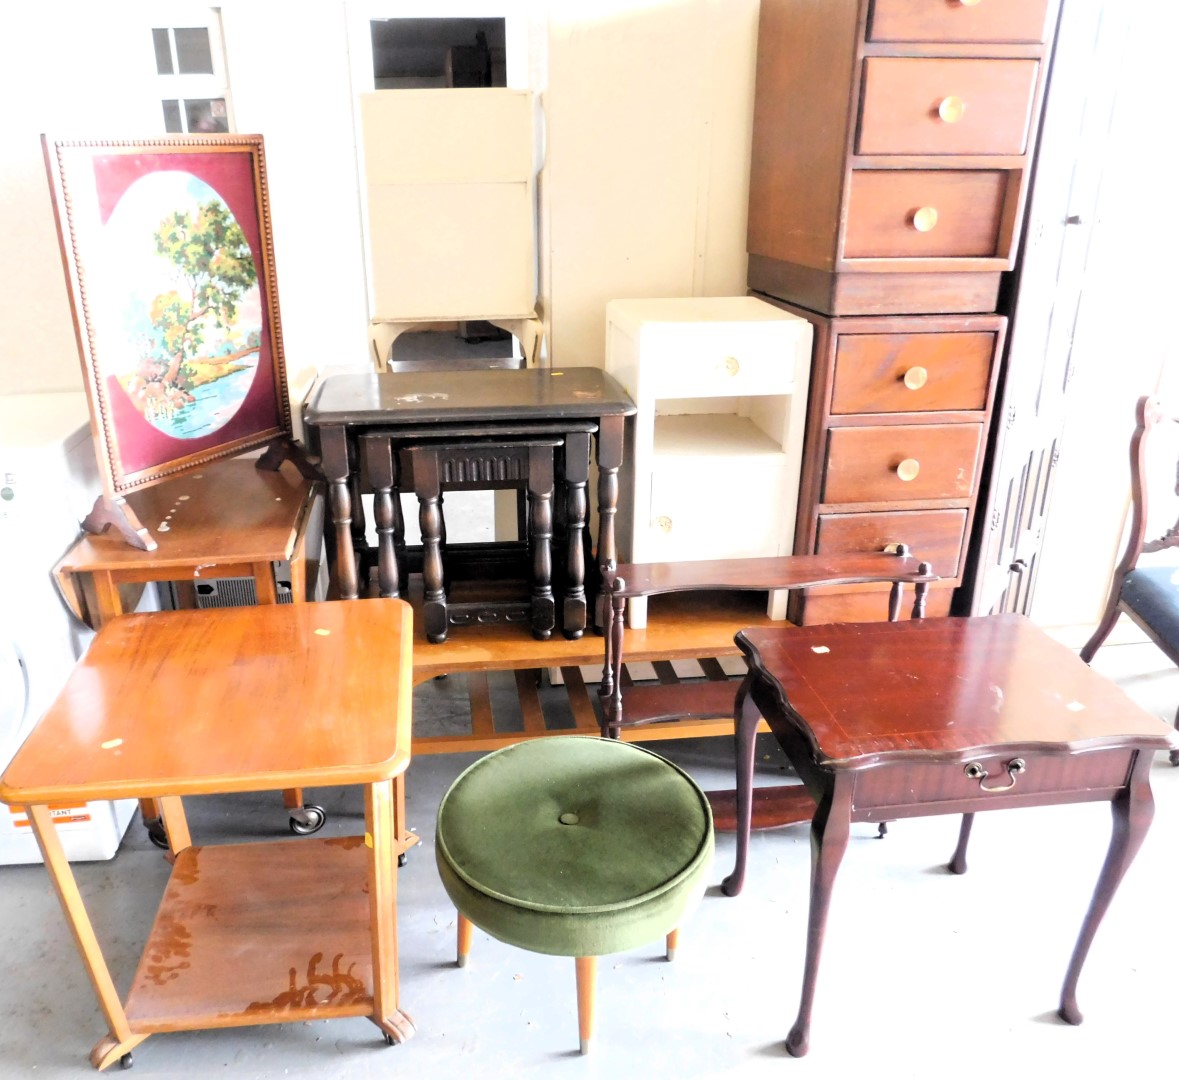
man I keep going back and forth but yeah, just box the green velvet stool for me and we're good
[435,736,715,1054]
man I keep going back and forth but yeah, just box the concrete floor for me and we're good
[1,639,1176,1079]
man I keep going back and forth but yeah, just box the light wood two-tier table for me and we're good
[0,599,416,1070]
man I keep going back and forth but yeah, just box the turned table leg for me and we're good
[363,435,403,599]
[562,431,591,639]
[320,426,359,600]
[527,443,555,641]
[413,449,448,644]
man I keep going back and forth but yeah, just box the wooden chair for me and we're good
[598,549,936,888]
[1081,395,1179,765]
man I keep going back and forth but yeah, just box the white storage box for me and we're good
[0,798,137,864]
[0,392,137,865]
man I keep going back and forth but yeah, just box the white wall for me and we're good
[544,0,760,368]
[0,3,376,415]
[0,5,162,395]
[1030,3,1179,641]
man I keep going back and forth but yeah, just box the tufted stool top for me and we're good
[436,736,714,957]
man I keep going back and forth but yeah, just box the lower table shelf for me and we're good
[124,837,377,1032]
[407,588,812,831]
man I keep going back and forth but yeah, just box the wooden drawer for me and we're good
[815,509,967,579]
[642,322,798,398]
[858,59,1038,156]
[844,171,1008,259]
[824,424,983,503]
[867,0,1055,44]
[831,331,996,414]
[793,582,954,626]
[852,748,1131,813]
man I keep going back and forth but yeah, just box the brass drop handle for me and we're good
[723,356,740,376]
[655,515,673,533]
[903,366,928,390]
[938,96,966,123]
[912,207,939,233]
[895,458,920,482]
[964,758,1026,793]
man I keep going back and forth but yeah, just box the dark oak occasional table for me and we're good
[721,613,1179,1057]
[302,367,636,640]
[0,599,416,1070]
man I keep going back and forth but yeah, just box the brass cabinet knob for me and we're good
[723,356,740,376]
[938,95,966,123]
[903,366,929,390]
[895,458,921,482]
[912,207,939,233]
[655,515,673,533]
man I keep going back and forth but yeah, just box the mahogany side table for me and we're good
[722,613,1179,1057]
[52,456,325,838]
[0,599,416,1070]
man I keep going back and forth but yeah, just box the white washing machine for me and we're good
[0,391,139,863]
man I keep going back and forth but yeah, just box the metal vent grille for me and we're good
[192,576,293,608]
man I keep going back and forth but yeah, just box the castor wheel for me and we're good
[398,851,408,868]
[120,1051,133,1069]
[289,805,326,835]
[384,1033,396,1046]
[146,820,168,849]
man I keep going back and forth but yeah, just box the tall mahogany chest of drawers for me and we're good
[746,0,1061,621]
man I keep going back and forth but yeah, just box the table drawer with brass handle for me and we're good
[642,327,798,399]
[844,170,1008,259]
[851,748,1133,812]
[815,508,967,579]
[824,424,983,503]
[867,0,1055,44]
[858,58,1039,156]
[831,330,996,414]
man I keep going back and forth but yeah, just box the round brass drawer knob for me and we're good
[938,96,966,124]
[723,356,740,376]
[903,366,929,390]
[655,515,673,533]
[912,206,939,233]
[895,458,921,482]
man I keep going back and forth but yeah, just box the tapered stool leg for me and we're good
[457,913,474,968]
[575,956,597,1054]
[665,928,679,961]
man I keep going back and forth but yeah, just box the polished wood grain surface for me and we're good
[0,599,413,804]
[815,509,966,578]
[830,330,996,414]
[728,608,1175,1056]
[605,551,932,598]
[124,838,375,1031]
[844,170,1007,259]
[55,457,316,572]
[857,58,1038,156]
[824,422,983,503]
[737,614,1179,766]
[867,0,1055,44]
